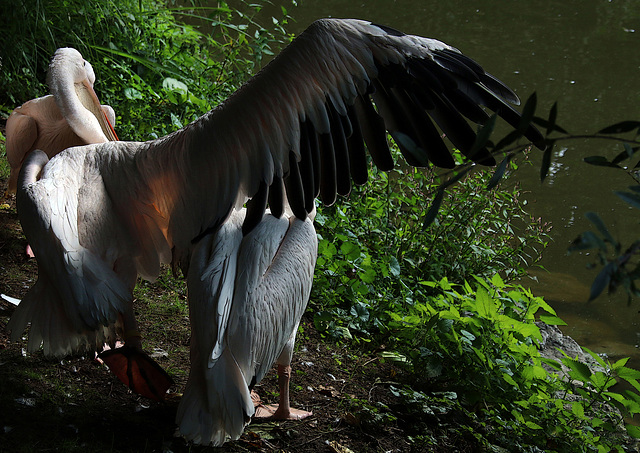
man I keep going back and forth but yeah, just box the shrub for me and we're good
[311,151,551,340]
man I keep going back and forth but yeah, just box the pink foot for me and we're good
[251,391,312,420]
[254,403,312,420]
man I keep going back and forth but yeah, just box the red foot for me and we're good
[98,345,173,401]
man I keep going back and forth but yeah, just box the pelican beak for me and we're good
[76,81,119,141]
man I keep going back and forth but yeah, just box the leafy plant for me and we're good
[344,276,640,451]
[311,147,550,340]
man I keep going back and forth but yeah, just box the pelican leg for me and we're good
[253,330,312,420]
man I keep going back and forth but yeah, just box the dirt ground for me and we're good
[0,151,476,452]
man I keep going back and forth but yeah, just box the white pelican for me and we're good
[177,208,317,445]
[7,18,545,441]
[5,47,118,194]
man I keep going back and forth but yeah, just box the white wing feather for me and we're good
[177,210,317,446]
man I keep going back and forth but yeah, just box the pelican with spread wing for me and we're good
[8,19,544,444]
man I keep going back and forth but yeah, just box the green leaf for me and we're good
[598,121,640,134]
[541,358,562,371]
[162,77,188,94]
[539,314,567,326]
[490,274,505,288]
[525,421,543,430]
[475,287,497,318]
[615,190,640,210]
[350,302,370,322]
[572,401,585,418]
[340,241,361,260]
[561,358,592,380]
[626,424,640,438]
[540,143,554,182]
[388,256,401,277]
[486,156,510,190]
[583,155,621,169]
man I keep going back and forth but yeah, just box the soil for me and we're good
[0,135,472,452]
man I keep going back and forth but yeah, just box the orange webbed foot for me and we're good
[98,345,173,401]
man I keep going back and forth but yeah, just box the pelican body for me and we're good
[7,19,545,444]
[5,47,117,193]
[177,209,317,445]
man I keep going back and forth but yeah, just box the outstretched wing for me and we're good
[96,18,542,274]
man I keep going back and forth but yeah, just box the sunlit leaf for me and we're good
[539,314,567,326]
[340,241,361,260]
[561,358,592,380]
[162,77,188,94]
[626,424,640,439]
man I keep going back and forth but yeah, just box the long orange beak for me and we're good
[76,81,119,141]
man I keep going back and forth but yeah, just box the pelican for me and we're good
[7,19,545,442]
[177,208,317,445]
[5,47,118,194]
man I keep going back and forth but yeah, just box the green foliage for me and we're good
[311,149,550,340]
[0,0,294,140]
[340,276,640,451]
[310,140,638,449]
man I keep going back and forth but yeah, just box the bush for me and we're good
[311,151,551,340]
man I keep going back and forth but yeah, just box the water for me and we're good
[282,1,640,361]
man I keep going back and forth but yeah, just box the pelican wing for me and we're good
[9,150,130,351]
[177,210,316,445]
[6,108,39,169]
[227,213,317,385]
[101,19,542,271]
